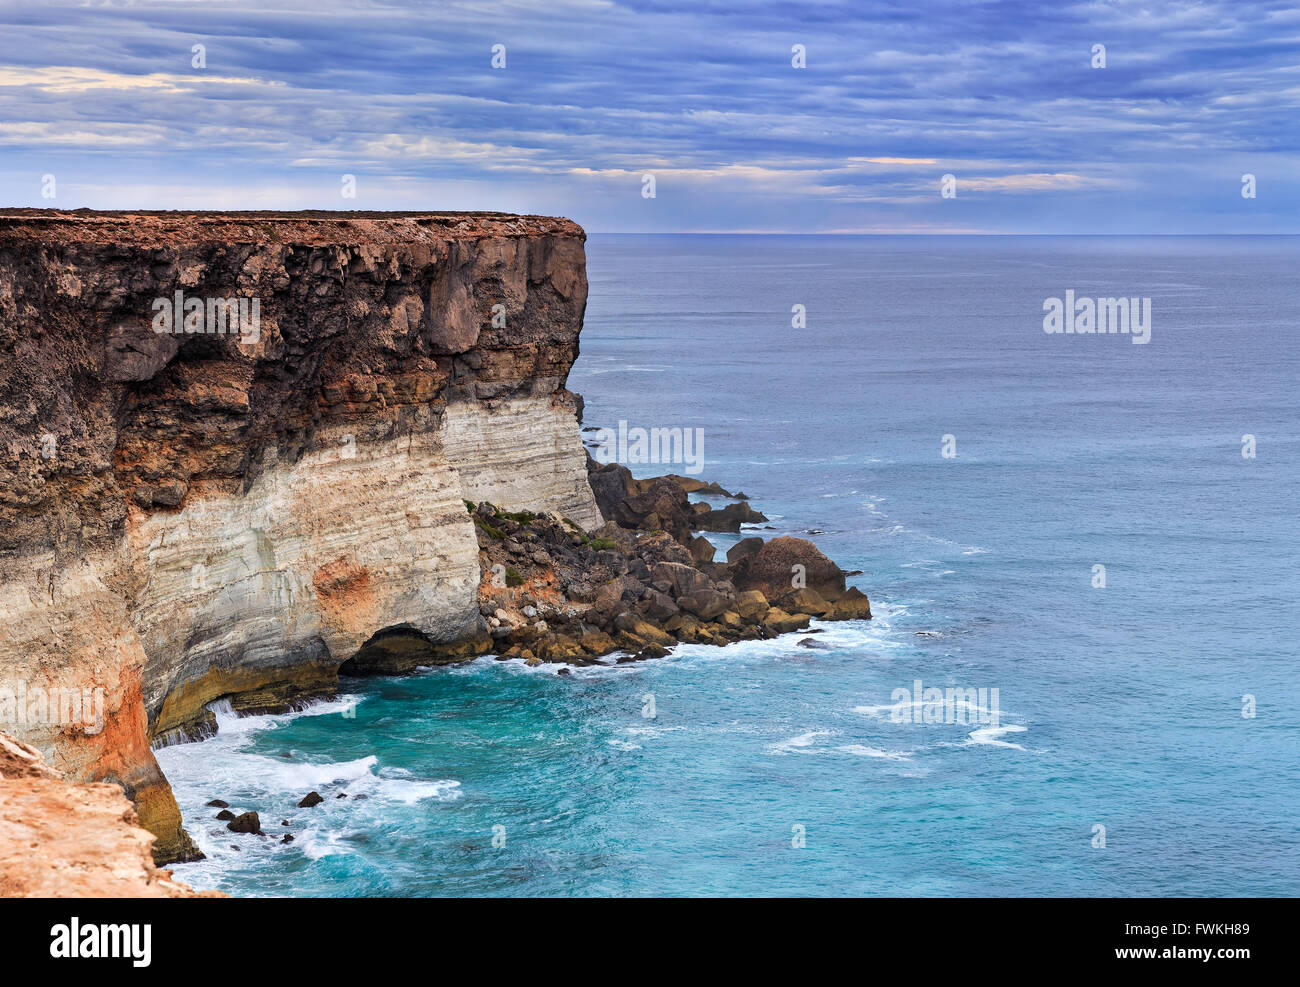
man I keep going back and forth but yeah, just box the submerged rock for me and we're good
[226,811,261,835]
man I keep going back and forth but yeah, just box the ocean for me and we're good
[157,235,1300,897]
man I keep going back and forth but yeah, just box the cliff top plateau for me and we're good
[0,209,583,246]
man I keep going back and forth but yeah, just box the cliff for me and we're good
[0,733,221,896]
[0,210,600,863]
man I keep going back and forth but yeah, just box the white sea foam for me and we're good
[201,696,362,737]
[871,520,988,558]
[768,729,839,754]
[624,724,685,737]
[836,744,912,760]
[486,654,637,679]
[966,723,1028,750]
[852,703,898,719]
[854,696,1010,724]
[155,691,463,886]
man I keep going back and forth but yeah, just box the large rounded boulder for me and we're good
[733,536,846,601]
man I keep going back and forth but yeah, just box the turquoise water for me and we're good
[159,235,1300,896]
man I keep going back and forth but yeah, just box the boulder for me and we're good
[589,520,638,552]
[829,586,872,620]
[632,530,695,567]
[612,612,676,649]
[662,475,736,497]
[693,624,730,646]
[688,535,716,564]
[734,536,847,601]
[717,610,743,631]
[693,502,769,533]
[676,589,730,621]
[215,809,235,821]
[637,589,680,622]
[726,537,764,565]
[664,613,699,638]
[782,587,834,617]
[578,628,617,655]
[733,590,769,621]
[226,811,261,835]
[586,458,695,543]
[534,636,586,662]
[762,608,811,635]
[650,561,710,599]
[298,791,324,808]
[627,644,671,662]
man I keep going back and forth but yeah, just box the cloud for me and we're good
[853,157,940,165]
[0,66,272,93]
[0,0,1294,231]
[956,173,1119,193]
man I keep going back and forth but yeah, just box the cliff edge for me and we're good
[0,733,221,896]
[0,210,599,862]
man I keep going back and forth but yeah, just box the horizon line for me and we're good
[586,230,1300,237]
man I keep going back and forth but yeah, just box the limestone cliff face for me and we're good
[0,210,600,863]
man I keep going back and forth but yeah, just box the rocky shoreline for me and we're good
[182,459,873,862]
[0,210,871,868]
[339,455,871,675]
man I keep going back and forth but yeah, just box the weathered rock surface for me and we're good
[226,811,261,835]
[733,536,847,600]
[441,498,869,669]
[692,501,770,533]
[0,733,221,897]
[0,210,598,862]
[586,457,694,541]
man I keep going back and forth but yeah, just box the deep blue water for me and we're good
[159,235,1300,896]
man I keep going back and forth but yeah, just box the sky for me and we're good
[0,0,1297,233]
